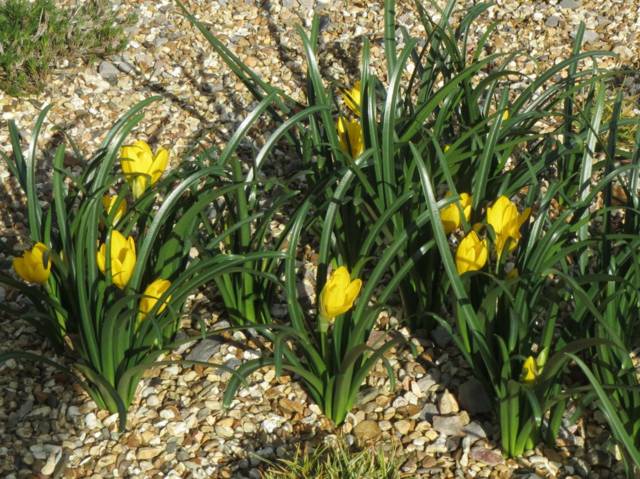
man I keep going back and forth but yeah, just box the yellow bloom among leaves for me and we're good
[120,140,169,198]
[441,192,472,235]
[13,242,51,284]
[456,231,488,275]
[521,356,540,384]
[319,266,363,319]
[138,278,172,323]
[102,194,127,224]
[486,195,531,257]
[342,81,361,116]
[337,116,365,158]
[96,230,136,289]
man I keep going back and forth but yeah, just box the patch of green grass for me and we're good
[0,0,135,96]
[261,439,402,479]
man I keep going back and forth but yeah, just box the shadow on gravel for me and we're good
[0,312,82,477]
[0,126,70,256]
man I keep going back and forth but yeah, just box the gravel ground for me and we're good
[1,0,639,477]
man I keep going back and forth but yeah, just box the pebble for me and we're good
[417,372,439,394]
[85,413,98,430]
[137,447,163,461]
[261,416,283,434]
[545,15,560,28]
[419,403,439,421]
[463,421,487,443]
[394,419,413,435]
[469,446,504,466]
[426,435,448,454]
[40,449,61,475]
[353,420,382,443]
[559,0,579,8]
[432,415,465,436]
[216,418,235,438]
[438,390,459,415]
[186,339,222,362]
[98,61,119,83]
[583,30,600,43]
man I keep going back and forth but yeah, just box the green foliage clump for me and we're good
[0,0,133,96]
[262,440,400,479]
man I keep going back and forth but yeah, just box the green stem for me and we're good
[319,314,330,360]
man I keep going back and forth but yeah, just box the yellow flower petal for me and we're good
[342,81,361,116]
[96,243,107,274]
[150,147,169,185]
[521,356,539,384]
[455,231,488,275]
[138,278,172,323]
[319,265,362,319]
[13,242,51,284]
[133,140,153,157]
[120,140,170,198]
[97,231,136,289]
[440,192,472,234]
[102,195,126,224]
[337,116,364,158]
[344,278,363,307]
[487,196,530,258]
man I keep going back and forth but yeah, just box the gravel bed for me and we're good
[1,0,639,478]
[1,311,617,478]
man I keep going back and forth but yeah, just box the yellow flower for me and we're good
[455,231,488,275]
[102,194,127,224]
[319,266,363,319]
[444,144,451,152]
[342,81,361,116]
[96,230,136,289]
[13,242,51,284]
[337,116,365,158]
[441,192,472,235]
[502,110,509,121]
[120,140,169,198]
[138,278,172,323]
[486,196,531,257]
[521,356,539,384]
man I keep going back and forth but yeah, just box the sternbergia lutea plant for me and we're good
[178,0,624,428]
[0,98,272,428]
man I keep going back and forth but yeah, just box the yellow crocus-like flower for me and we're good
[342,81,361,116]
[455,231,488,275]
[96,230,136,289]
[13,242,51,284]
[444,144,451,153]
[138,278,172,323]
[319,266,363,319]
[120,140,169,198]
[337,116,365,158]
[521,356,539,384]
[502,110,509,121]
[486,195,531,257]
[102,194,127,224]
[441,192,472,235]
